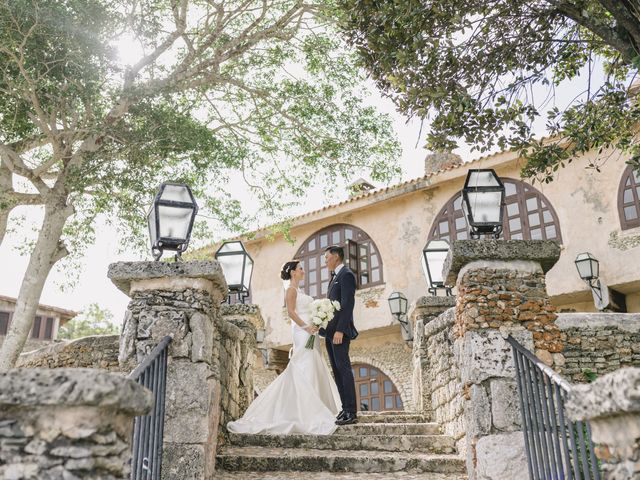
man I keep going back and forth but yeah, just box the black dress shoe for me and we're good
[336,410,346,421]
[335,412,357,426]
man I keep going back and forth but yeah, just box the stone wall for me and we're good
[556,313,640,383]
[567,367,640,479]
[0,368,151,480]
[424,308,465,450]
[15,335,121,372]
[219,305,259,438]
[410,296,457,417]
[349,339,414,412]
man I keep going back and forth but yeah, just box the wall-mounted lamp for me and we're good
[215,240,254,304]
[388,291,412,341]
[461,169,505,239]
[422,239,454,296]
[575,252,626,312]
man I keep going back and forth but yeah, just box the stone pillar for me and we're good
[566,367,640,480]
[442,240,562,480]
[108,260,227,480]
[409,295,457,417]
[0,368,151,480]
[219,304,262,433]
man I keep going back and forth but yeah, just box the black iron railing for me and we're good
[507,336,601,480]
[129,336,172,480]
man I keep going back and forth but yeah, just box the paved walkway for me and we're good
[213,472,467,479]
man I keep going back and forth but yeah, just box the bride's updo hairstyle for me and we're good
[280,261,300,280]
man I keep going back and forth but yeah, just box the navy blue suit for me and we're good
[326,265,358,414]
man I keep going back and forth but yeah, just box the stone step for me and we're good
[228,432,456,454]
[334,422,442,436]
[355,413,431,423]
[216,447,466,474]
[212,471,467,479]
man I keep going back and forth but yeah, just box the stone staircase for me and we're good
[214,412,467,479]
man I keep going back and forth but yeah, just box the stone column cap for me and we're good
[566,367,640,422]
[0,368,152,415]
[443,240,561,285]
[414,295,457,308]
[221,303,265,329]
[108,260,227,295]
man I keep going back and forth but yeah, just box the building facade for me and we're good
[205,146,640,411]
[0,295,77,352]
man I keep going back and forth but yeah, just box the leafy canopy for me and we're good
[57,303,120,340]
[336,0,640,182]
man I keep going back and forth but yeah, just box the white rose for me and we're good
[332,300,341,311]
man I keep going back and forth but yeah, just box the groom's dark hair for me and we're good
[325,245,344,261]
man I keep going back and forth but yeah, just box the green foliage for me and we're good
[582,368,598,383]
[57,303,119,340]
[336,0,640,182]
[1,0,401,256]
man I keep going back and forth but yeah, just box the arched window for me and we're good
[352,362,403,412]
[295,224,383,298]
[618,165,640,230]
[428,178,563,242]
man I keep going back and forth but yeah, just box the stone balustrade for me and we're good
[566,367,640,479]
[0,368,151,480]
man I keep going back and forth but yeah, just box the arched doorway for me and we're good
[352,362,403,412]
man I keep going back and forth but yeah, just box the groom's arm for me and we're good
[336,271,356,334]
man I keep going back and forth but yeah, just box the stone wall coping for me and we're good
[16,334,119,367]
[221,304,261,316]
[415,295,457,308]
[556,312,640,333]
[108,260,227,296]
[0,368,152,415]
[423,307,455,338]
[566,367,640,422]
[443,240,561,285]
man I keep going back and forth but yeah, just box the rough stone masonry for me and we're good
[443,239,562,480]
[0,368,151,480]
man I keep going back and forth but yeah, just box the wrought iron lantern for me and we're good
[422,239,453,296]
[215,240,254,303]
[575,252,599,282]
[147,182,198,261]
[388,291,411,340]
[461,169,505,239]
[574,252,626,312]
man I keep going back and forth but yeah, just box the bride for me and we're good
[227,260,341,435]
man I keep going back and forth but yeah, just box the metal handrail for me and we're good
[129,335,172,480]
[507,335,601,480]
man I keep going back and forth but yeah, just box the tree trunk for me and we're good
[0,163,13,246]
[0,196,73,371]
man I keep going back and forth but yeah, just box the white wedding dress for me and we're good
[227,288,341,435]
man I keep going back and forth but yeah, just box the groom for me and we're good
[324,245,359,425]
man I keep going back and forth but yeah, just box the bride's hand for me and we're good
[303,325,318,334]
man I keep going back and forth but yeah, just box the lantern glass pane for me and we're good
[242,256,254,289]
[575,253,598,280]
[218,241,243,254]
[159,184,193,203]
[158,205,192,240]
[467,191,502,223]
[147,206,158,246]
[388,296,400,314]
[218,253,244,287]
[399,296,408,314]
[468,170,500,188]
[424,240,449,285]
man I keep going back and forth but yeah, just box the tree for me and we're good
[57,303,120,340]
[0,0,401,370]
[336,0,640,181]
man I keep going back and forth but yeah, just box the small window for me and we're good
[32,316,42,339]
[618,165,640,230]
[44,317,54,340]
[0,312,9,336]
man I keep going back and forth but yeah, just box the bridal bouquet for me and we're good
[305,299,341,349]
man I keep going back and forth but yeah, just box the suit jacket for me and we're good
[326,265,359,340]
